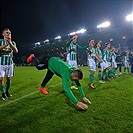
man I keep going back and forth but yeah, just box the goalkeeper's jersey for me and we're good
[48,57,85,104]
[0,39,15,65]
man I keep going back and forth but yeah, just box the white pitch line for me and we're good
[0,83,61,108]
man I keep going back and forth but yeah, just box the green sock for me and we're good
[98,73,101,81]
[101,71,106,79]
[6,83,10,93]
[124,68,126,72]
[90,73,94,84]
[105,71,109,79]
[127,68,130,73]
[0,86,5,93]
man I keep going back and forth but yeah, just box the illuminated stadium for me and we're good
[28,20,132,66]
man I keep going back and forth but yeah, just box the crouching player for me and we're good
[27,54,91,110]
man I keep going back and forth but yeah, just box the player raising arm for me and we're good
[66,34,89,90]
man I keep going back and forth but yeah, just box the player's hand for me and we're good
[76,102,88,110]
[83,97,91,104]
[72,34,78,40]
[6,36,12,44]
[99,59,103,63]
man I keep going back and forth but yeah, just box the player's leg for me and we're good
[5,64,14,97]
[70,61,78,90]
[119,64,122,74]
[38,70,54,94]
[98,62,105,83]
[88,59,96,89]
[127,62,130,73]
[0,65,7,100]
[131,60,133,73]
[101,61,109,81]
[5,77,12,97]
[27,54,50,70]
[108,62,116,78]
[124,61,127,73]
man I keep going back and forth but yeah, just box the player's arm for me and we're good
[62,77,78,104]
[75,80,91,104]
[66,35,78,47]
[95,54,103,63]
[0,40,8,50]
[86,47,90,53]
[102,49,107,61]
[62,77,88,110]
[8,41,18,53]
[66,40,72,47]
[5,34,18,53]
[76,44,89,50]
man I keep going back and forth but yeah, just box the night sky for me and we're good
[0,0,133,56]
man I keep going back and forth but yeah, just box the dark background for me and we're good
[0,0,133,64]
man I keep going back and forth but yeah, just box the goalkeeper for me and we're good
[27,54,91,110]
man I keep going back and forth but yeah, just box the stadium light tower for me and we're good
[35,42,41,47]
[76,29,86,34]
[97,21,111,28]
[55,36,61,40]
[69,32,76,36]
[126,13,133,21]
[44,39,49,43]
[69,29,86,36]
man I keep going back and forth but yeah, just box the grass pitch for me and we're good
[0,66,133,133]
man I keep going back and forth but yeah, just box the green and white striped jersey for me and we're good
[66,40,88,61]
[111,51,117,62]
[95,47,102,59]
[102,48,111,62]
[0,39,16,65]
[66,43,77,61]
[124,53,129,62]
[87,47,96,60]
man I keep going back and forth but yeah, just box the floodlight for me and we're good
[76,29,86,34]
[69,32,76,36]
[44,39,49,43]
[126,13,133,21]
[97,21,111,28]
[55,36,61,39]
[35,42,40,45]
[69,29,86,36]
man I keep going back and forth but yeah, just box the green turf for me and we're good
[0,66,133,133]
